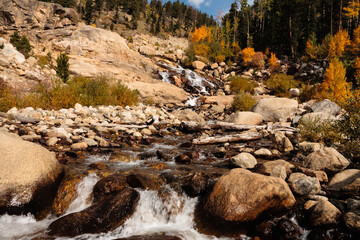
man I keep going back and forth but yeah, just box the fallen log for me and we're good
[180,121,266,132]
[193,132,262,145]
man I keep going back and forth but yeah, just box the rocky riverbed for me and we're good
[0,99,359,240]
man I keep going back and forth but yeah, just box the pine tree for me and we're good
[84,0,93,25]
[56,53,70,83]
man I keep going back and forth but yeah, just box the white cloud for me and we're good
[188,0,206,8]
[205,0,212,7]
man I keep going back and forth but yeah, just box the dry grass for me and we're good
[0,76,139,112]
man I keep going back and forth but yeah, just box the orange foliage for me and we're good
[242,47,255,66]
[269,53,279,68]
[322,58,352,103]
[191,26,212,43]
[328,29,351,58]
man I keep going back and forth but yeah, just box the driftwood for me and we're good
[180,121,266,132]
[193,132,262,145]
[94,123,148,129]
[267,124,299,133]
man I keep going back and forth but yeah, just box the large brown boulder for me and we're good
[49,188,139,237]
[251,97,298,122]
[302,147,350,174]
[0,131,62,214]
[204,169,296,222]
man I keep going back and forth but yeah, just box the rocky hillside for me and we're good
[0,0,189,105]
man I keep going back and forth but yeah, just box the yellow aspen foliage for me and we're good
[265,48,270,56]
[350,25,360,54]
[193,43,210,58]
[354,57,360,79]
[91,23,96,28]
[242,47,255,66]
[322,58,352,103]
[344,0,360,19]
[328,29,351,58]
[231,42,241,54]
[191,26,212,43]
[305,39,318,60]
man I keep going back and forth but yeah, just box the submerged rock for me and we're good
[203,169,296,223]
[49,188,139,237]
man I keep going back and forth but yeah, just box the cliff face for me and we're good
[0,0,79,30]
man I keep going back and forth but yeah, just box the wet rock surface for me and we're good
[49,188,139,237]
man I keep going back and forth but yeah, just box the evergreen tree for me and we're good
[56,53,70,83]
[84,0,93,25]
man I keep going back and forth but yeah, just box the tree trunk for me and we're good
[339,0,343,30]
[289,13,294,58]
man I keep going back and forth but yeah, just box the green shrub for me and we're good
[298,82,323,103]
[0,43,4,49]
[265,73,300,97]
[37,55,49,68]
[56,53,70,83]
[229,76,257,94]
[298,117,340,145]
[10,31,31,57]
[232,91,257,111]
[336,94,360,142]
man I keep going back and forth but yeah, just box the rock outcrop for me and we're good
[0,131,62,214]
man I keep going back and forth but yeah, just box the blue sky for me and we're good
[183,0,254,17]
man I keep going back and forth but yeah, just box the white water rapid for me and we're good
[0,173,99,240]
[68,187,234,240]
[159,63,214,94]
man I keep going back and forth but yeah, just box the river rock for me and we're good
[302,147,350,174]
[139,46,156,56]
[300,112,336,125]
[298,141,323,153]
[192,61,206,70]
[93,173,129,202]
[172,109,205,123]
[251,98,298,122]
[230,152,257,169]
[225,111,263,125]
[310,99,341,116]
[49,188,139,237]
[70,142,88,151]
[310,200,341,226]
[327,169,360,196]
[204,169,296,222]
[182,172,207,197]
[287,173,321,196]
[344,212,360,231]
[116,235,182,240]
[256,160,295,176]
[0,131,62,214]
[126,173,165,190]
[254,148,272,157]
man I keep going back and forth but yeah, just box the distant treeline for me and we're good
[41,0,216,37]
[221,0,360,57]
